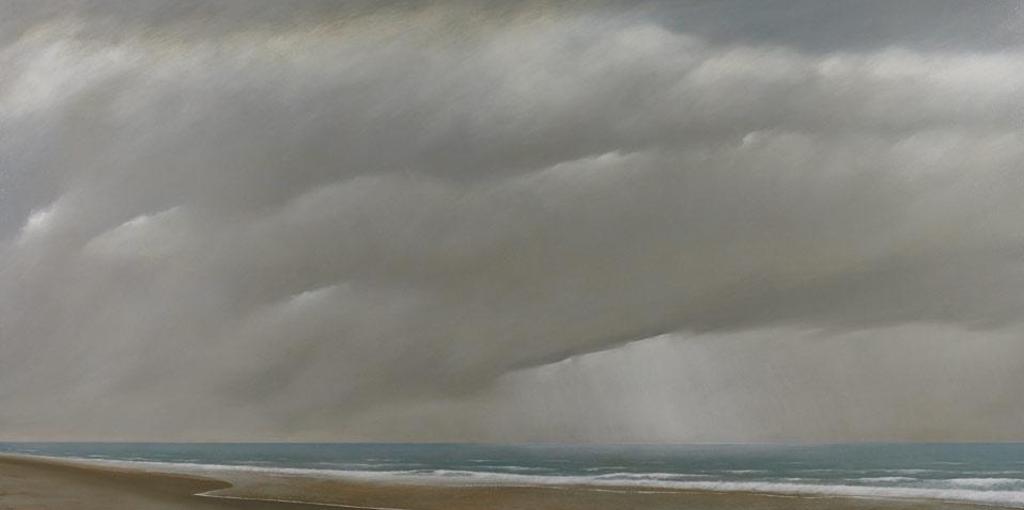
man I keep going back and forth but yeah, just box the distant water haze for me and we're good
[0,0,1022,442]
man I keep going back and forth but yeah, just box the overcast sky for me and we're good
[1,0,1023,442]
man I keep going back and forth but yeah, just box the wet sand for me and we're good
[0,454,999,510]
[0,455,327,510]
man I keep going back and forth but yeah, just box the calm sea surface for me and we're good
[3,442,1024,506]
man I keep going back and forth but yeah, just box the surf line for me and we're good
[195,491,413,510]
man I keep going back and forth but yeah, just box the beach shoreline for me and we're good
[0,453,1012,510]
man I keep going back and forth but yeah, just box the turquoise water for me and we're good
[3,443,1024,506]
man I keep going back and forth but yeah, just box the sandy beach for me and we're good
[0,454,1002,510]
[0,454,329,510]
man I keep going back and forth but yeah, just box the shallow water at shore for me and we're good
[3,443,1024,508]
[0,453,1003,510]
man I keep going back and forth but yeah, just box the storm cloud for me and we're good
[1,0,1023,441]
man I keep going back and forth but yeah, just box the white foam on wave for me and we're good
[464,465,553,473]
[854,477,918,483]
[593,472,713,481]
[583,466,628,472]
[945,479,1024,489]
